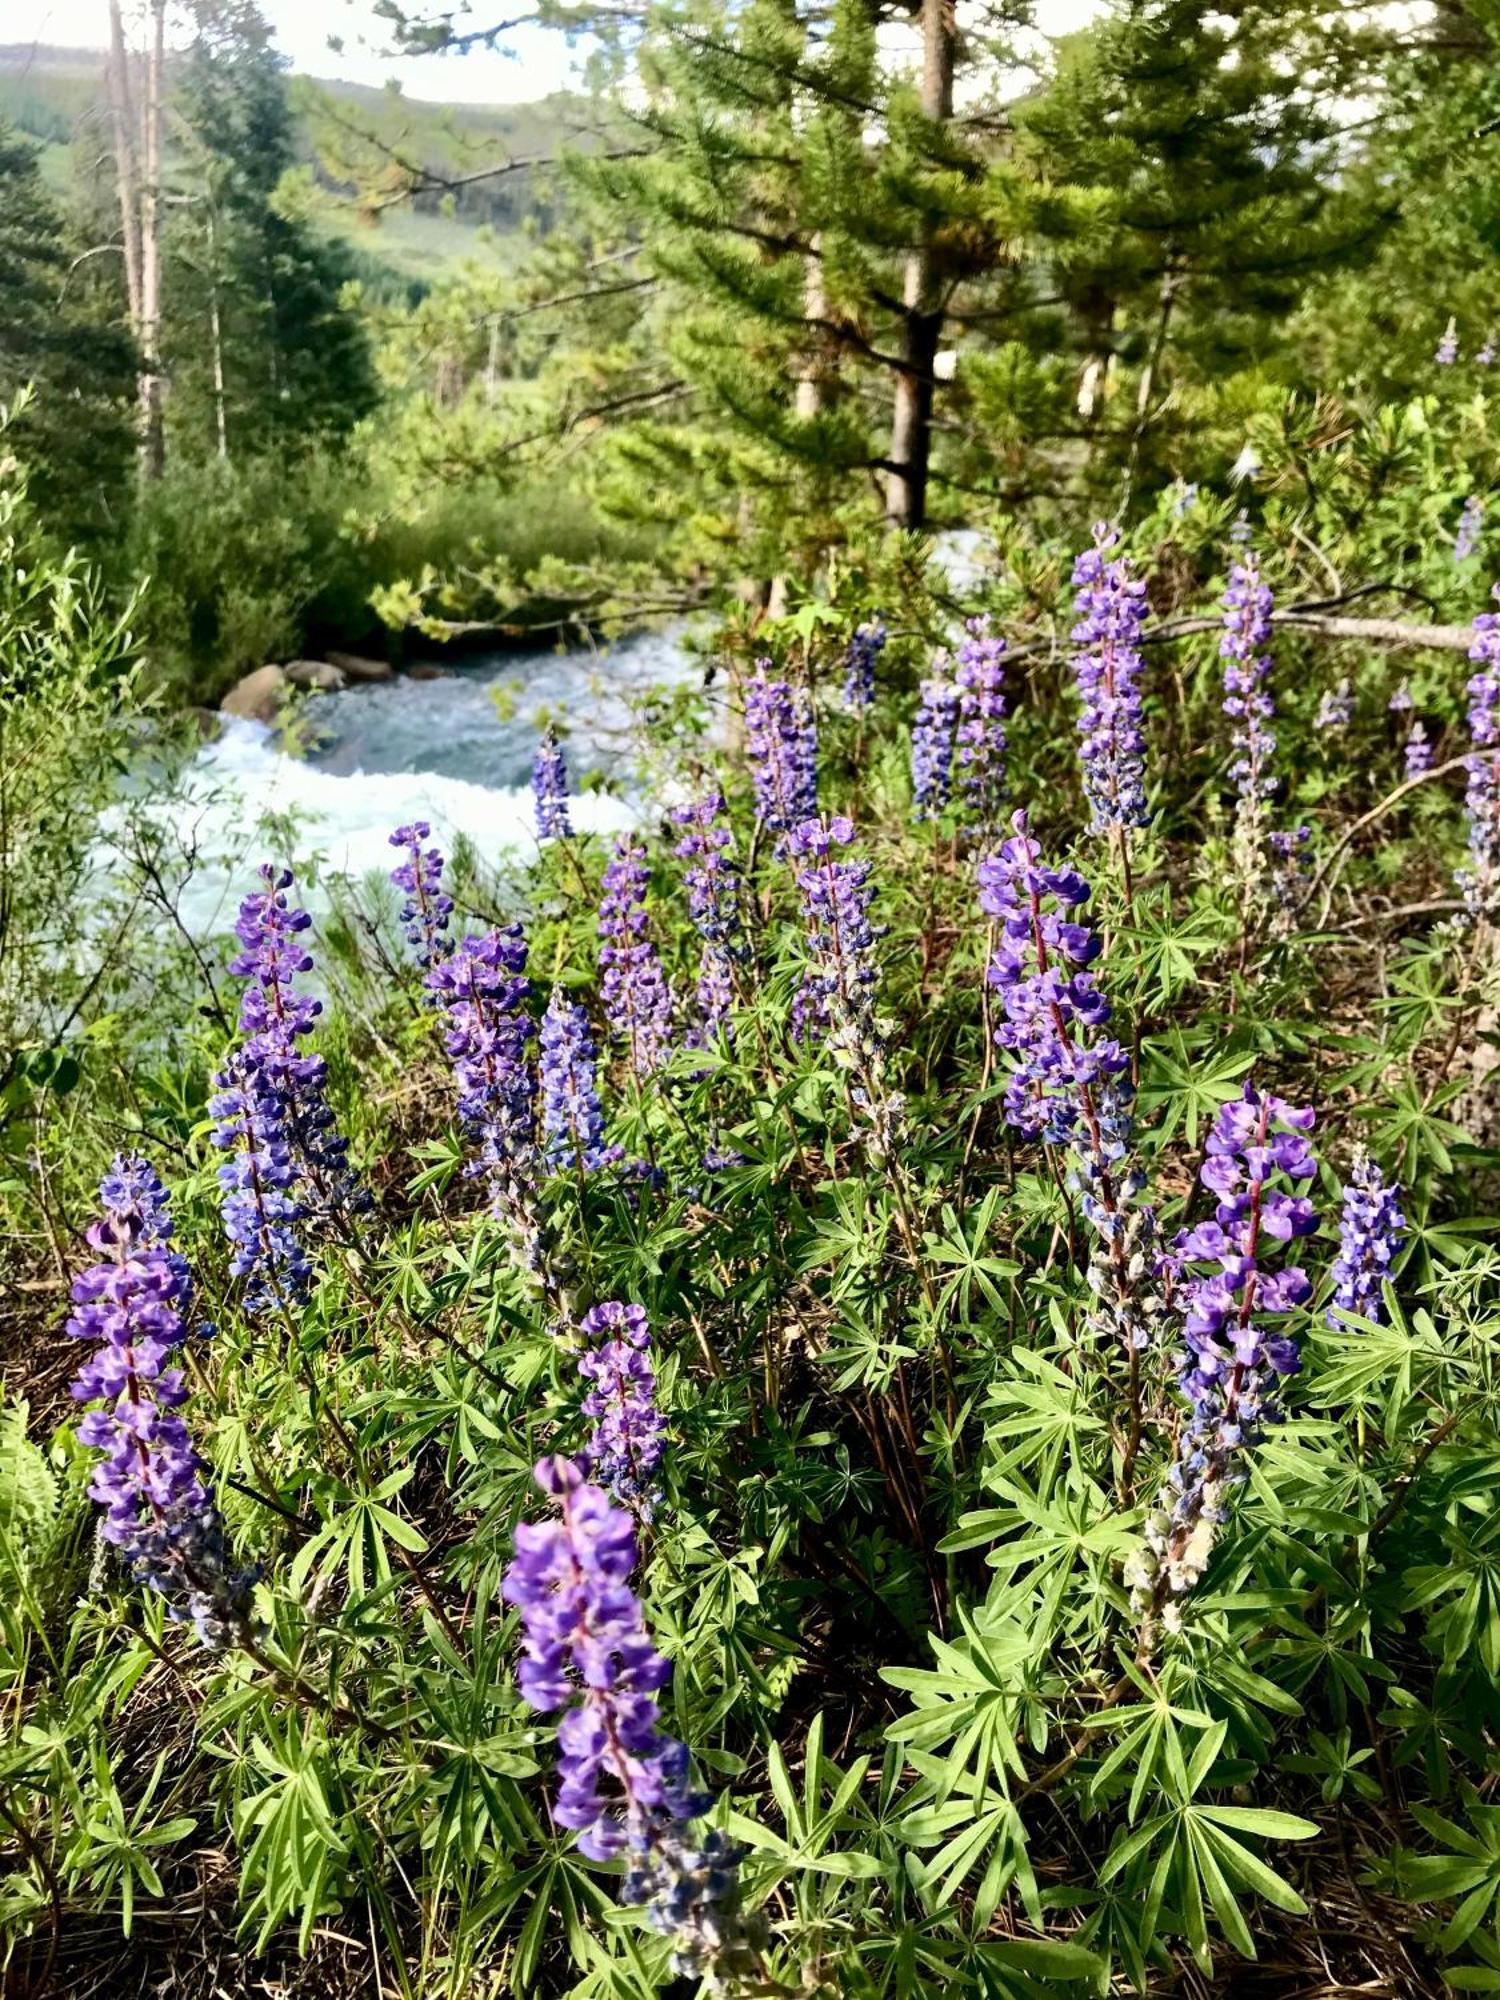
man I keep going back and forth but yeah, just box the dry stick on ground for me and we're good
[1296,754,1473,923]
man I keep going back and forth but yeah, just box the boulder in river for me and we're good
[327,650,394,682]
[220,664,288,722]
[285,659,347,691]
[405,662,452,682]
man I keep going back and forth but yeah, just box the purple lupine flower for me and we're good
[1328,1151,1405,1330]
[539,990,621,1173]
[1222,557,1277,805]
[577,1302,664,1509]
[786,814,903,1149]
[1404,721,1433,777]
[1070,522,1150,833]
[532,727,574,841]
[743,663,817,832]
[1128,1085,1319,1624]
[220,866,364,1225]
[1229,510,1253,545]
[954,618,1008,830]
[598,836,675,1079]
[1389,678,1414,714]
[1436,318,1459,366]
[911,671,959,820]
[388,821,454,969]
[1268,824,1311,909]
[501,1457,749,1980]
[977,810,1165,1354]
[1172,481,1199,517]
[1478,337,1496,367]
[69,1161,254,1648]
[209,1051,311,1313]
[1459,591,1500,922]
[672,793,745,1044]
[1456,495,1484,562]
[842,618,887,711]
[1314,679,1353,731]
[428,927,538,1242]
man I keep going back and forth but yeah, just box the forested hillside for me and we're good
[6,2,1500,1996]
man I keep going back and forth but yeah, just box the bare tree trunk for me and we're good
[884,0,955,532]
[105,0,143,328]
[767,247,829,617]
[137,0,167,481]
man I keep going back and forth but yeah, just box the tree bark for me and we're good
[137,0,167,481]
[105,0,143,328]
[884,0,956,532]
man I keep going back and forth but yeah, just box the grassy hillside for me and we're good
[0,42,591,284]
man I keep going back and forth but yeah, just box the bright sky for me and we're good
[4,0,1105,105]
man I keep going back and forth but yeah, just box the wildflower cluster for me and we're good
[69,1160,253,1648]
[1129,1087,1318,1627]
[389,821,453,968]
[1070,522,1150,833]
[744,664,817,832]
[532,726,573,841]
[598,835,675,1077]
[954,618,1008,829]
[502,1457,750,1983]
[1328,1152,1406,1329]
[1315,678,1353,731]
[577,1301,664,1509]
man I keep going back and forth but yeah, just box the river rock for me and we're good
[327,650,394,682]
[285,659,347,691]
[220,664,288,722]
[406,662,452,682]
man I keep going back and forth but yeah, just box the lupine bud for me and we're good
[1328,1151,1405,1329]
[598,836,675,1079]
[577,1302,664,1509]
[1389,678,1414,714]
[1404,721,1433,777]
[842,618,886,711]
[539,990,621,1173]
[70,1160,255,1648]
[1129,1086,1319,1625]
[911,671,959,820]
[501,1458,753,1982]
[1436,317,1459,366]
[977,810,1165,1355]
[532,727,573,841]
[954,618,1008,830]
[1071,523,1150,833]
[744,663,817,832]
[1458,589,1500,923]
[388,821,454,969]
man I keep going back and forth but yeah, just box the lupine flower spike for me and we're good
[1436,317,1459,366]
[911,669,959,821]
[743,663,817,832]
[70,1159,254,1648]
[1070,522,1150,834]
[978,811,1165,1358]
[1328,1151,1405,1330]
[1314,679,1353,732]
[577,1302,664,1510]
[502,1457,756,1983]
[532,727,573,841]
[598,835,675,1078]
[785,814,903,1152]
[388,821,454,969]
[539,990,622,1173]
[1220,556,1278,905]
[842,618,886,712]
[1404,722,1433,778]
[1459,588,1500,923]
[954,618,1008,831]
[1128,1086,1319,1634]
[428,927,539,1255]
[1456,495,1484,562]
[672,793,746,1045]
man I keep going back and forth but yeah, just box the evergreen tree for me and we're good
[0,120,137,540]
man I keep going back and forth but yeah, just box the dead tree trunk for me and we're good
[138,0,167,481]
[884,0,955,532]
